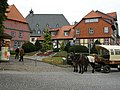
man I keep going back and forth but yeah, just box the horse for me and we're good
[69,52,89,74]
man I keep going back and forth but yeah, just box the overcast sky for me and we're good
[8,0,120,34]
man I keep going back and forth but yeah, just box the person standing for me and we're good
[19,48,25,62]
[15,47,19,59]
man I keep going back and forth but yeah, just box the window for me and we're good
[104,27,109,33]
[46,24,49,27]
[11,31,16,38]
[14,41,21,48]
[33,30,36,34]
[31,38,35,42]
[76,39,80,44]
[19,31,23,38]
[36,24,39,27]
[76,28,80,35]
[104,39,109,45]
[64,31,69,36]
[37,30,41,34]
[110,49,114,55]
[56,24,59,28]
[89,39,94,48]
[89,28,94,34]
[85,18,99,23]
[51,31,56,36]
[115,49,120,55]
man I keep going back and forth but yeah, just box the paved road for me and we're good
[0,56,120,90]
[0,70,120,90]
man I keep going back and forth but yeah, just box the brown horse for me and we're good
[70,52,89,74]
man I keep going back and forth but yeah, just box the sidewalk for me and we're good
[24,52,57,61]
[0,55,72,72]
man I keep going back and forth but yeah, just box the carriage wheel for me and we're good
[102,65,111,73]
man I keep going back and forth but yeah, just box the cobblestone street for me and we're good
[0,56,70,72]
[0,56,120,90]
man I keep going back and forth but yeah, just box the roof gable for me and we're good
[26,13,70,29]
[107,12,117,20]
[26,12,70,36]
[83,10,101,19]
[7,5,27,23]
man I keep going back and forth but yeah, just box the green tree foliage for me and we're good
[90,40,101,54]
[22,41,36,53]
[0,0,8,36]
[64,41,70,52]
[60,41,65,51]
[42,28,52,51]
[35,39,42,51]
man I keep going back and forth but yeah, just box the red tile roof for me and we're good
[84,10,101,19]
[6,5,27,23]
[107,12,117,20]
[83,10,117,22]
[38,25,75,40]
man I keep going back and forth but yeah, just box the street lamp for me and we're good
[73,36,76,53]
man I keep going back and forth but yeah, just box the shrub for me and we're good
[35,40,42,51]
[64,41,70,52]
[68,45,89,54]
[10,50,16,55]
[22,42,36,53]
[53,48,60,52]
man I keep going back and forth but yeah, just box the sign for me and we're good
[0,47,10,61]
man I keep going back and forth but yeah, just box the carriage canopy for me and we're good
[95,45,120,61]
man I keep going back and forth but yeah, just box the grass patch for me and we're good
[54,51,68,57]
[42,56,68,66]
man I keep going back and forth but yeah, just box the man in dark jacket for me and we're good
[19,48,24,62]
[15,47,19,59]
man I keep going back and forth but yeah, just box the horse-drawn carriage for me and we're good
[67,45,120,73]
[95,45,120,73]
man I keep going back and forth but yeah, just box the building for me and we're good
[26,9,70,44]
[73,10,119,48]
[38,25,74,48]
[4,5,31,50]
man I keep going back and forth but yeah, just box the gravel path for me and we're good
[0,56,72,72]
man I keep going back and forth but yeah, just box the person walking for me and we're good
[19,48,25,62]
[15,47,19,59]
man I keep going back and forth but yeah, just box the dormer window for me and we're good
[36,24,39,27]
[64,31,69,36]
[85,18,99,23]
[46,24,49,27]
[37,30,41,34]
[56,24,59,28]
[51,31,57,36]
[33,29,36,34]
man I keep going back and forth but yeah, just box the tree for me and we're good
[0,0,8,36]
[35,39,42,51]
[60,41,65,51]
[42,28,52,51]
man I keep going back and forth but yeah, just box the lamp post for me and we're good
[73,36,76,53]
